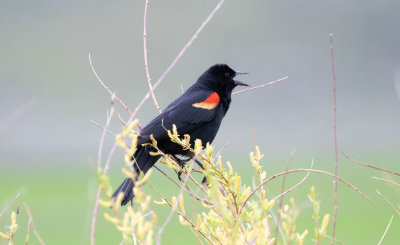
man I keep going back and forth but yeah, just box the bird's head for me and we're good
[197,64,249,95]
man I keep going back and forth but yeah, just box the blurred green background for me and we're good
[1,0,400,244]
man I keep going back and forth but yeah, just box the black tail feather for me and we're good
[112,177,135,206]
[112,145,161,206]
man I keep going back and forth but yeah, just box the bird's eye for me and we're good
[224,72,231,78]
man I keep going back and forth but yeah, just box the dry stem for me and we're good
[376,189,400,216]
[232,76,288,95]
[372,177,400,188]
[0,193,20,218]
[273,148,296,245]
[129,0,226,124]
[148,182,217,245]
[24,203,46,245]
[90,120,116,137]
[153,165,212,205]
[88,53,142,130]
[329,33,339,245]
[143,0,161,114]
[271,159,313,203]
[342,150,400,177]
[156,162,194,245]
[377,215,393,245]
[239,168,372,217]
[0,99,37,133]
[90,95,116,245]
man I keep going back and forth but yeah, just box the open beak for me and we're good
[234,80,249,86]
[234,71,249,86]
[235,71,249,75]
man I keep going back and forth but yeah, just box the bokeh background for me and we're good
[1,0,400,244]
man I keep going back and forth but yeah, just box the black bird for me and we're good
[112,64,248,205]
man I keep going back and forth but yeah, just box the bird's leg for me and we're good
[171,155,189,181]
[194,158,204,169]
[193,157,207,184]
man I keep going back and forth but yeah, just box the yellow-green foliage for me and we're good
[0,210,18,245]
[97,120,157,244]
[308,186,330,245]
[98,123,331,244]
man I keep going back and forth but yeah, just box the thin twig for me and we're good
[325,235,345,245]
[90,1,226,243]
[129,0,226,124]
[271,158,312,203]
[372,176,400,188]
[152,144,208,195]
[88,53,143,129]
[103,144,119,184]
[273,148,296,245]
[148,181,216,245]
[329,33,339,245]
[213,143,229,161]
[114,113,127,127]
[143,0,161,114]
[0,99,37,133]
[376,189,400,216]
[91,186,102,245]
[97,96,115,170]
[90,120,116,137]
[238,168,372,217]
[180,84,185,94]
[377,215,393,245]
[232,76,288,95]
[268,165,312,244]
[91,96,116,245]
[157,162,194,245]
[270,211,286,245]
[189,227,205,245]
[91,143,119,245]
[342,151,400,177]
[153,165,212,205]
[24,203,46,245]
[0,193,20,218]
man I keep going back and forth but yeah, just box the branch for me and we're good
[0,193,20,218]
[143,0,161,114]
[377,215,393,245]
[91,95,116,245]
[329,33,339,245]
[90,120,116,137]
[129,0,226,124]
[153,165,212,205]
[151,144,208,195]
[88,53,142,130]
[213,143,229,161]
[372,176,400,188]
[273,148,296,245]
[156,162,194,245]
[115,113,127,127]
[342,150,400,177]
[0,99,37,133]
[376,189,400,216]
[96,96,115,170]
[232,76,288,95]
[271,159,312,203]
[24,203,46,245]
[238,168,372,217]
[148,181,216,245]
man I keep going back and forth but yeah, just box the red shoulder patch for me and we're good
[192,92,220,110]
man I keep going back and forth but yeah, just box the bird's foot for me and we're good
[177,171,183,181]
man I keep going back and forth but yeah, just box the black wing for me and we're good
[137,89,221,145]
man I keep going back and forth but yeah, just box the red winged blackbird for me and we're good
[112,64,248,205]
